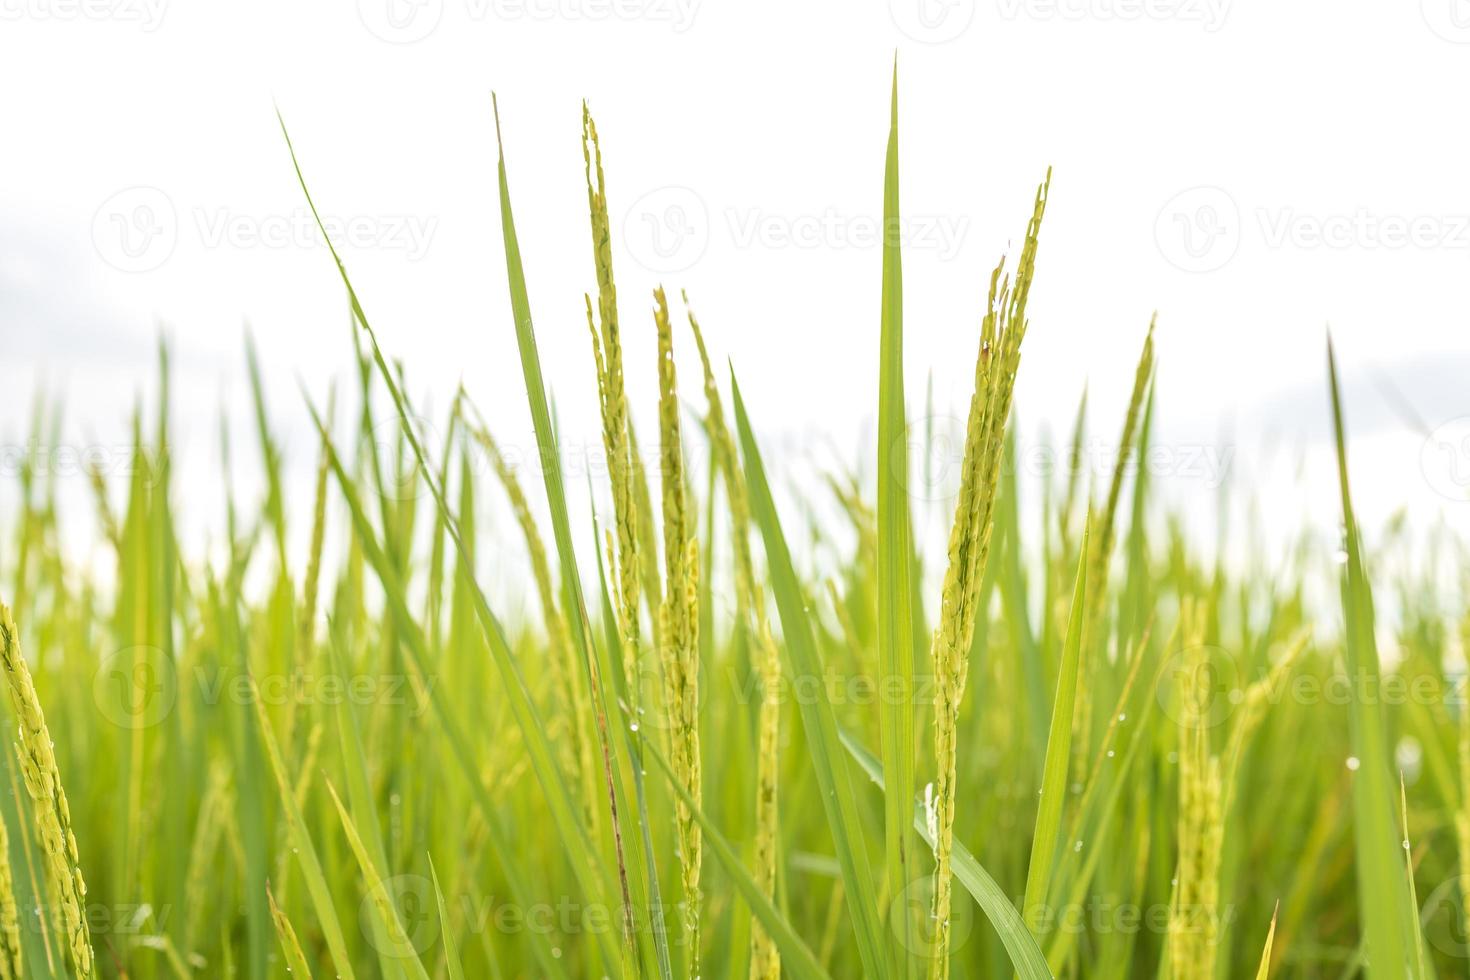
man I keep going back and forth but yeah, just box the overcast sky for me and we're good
[3,0,1469,580]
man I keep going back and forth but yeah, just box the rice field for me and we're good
[2,75,1468,979]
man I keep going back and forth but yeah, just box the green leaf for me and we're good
[839,730,1055,980]
[876,60,918,976]
[1021,517,1089,929]
[733,370,889,980]
[645,737,830,980]
[1326,336,1418,980]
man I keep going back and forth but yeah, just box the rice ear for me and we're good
[0,604,92,979]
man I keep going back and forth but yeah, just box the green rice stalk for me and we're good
[583,106,645,713]
[0,604,91,979]
[930,171,1049,980]
[0,809,21,980]
[1167,606,1222,980]
[1074,319,1154,761]
[465,407,597,829]
[687,297,782,979]
[654,287,703,973]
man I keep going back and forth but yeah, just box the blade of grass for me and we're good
[278,110,628,974]
[876,61,918,977]
[838,730,1055,980]
[644,737,830,980]
[1021,518,1090,931]
[248,682,357,980]
[429,856,467,980]
[1326,336,1417,980]
[733,370,889,980]
[324,781,432,980]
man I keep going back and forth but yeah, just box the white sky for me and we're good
[2,0,1469,588]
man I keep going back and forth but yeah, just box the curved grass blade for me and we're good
[302,396,577,978]
[249,686,357,980]
[492,95,671,980]
[266,885,312,980]
[732,371,888,980]
[278,110,627,973]
[325,782,432,980]
[644,738,830,980]
[838,729,1055,980]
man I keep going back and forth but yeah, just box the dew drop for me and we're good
[1346,756,1360,771]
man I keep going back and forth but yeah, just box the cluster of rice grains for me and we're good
[0,605,89,979]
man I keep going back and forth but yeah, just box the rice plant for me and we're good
[0,71,1464,980]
